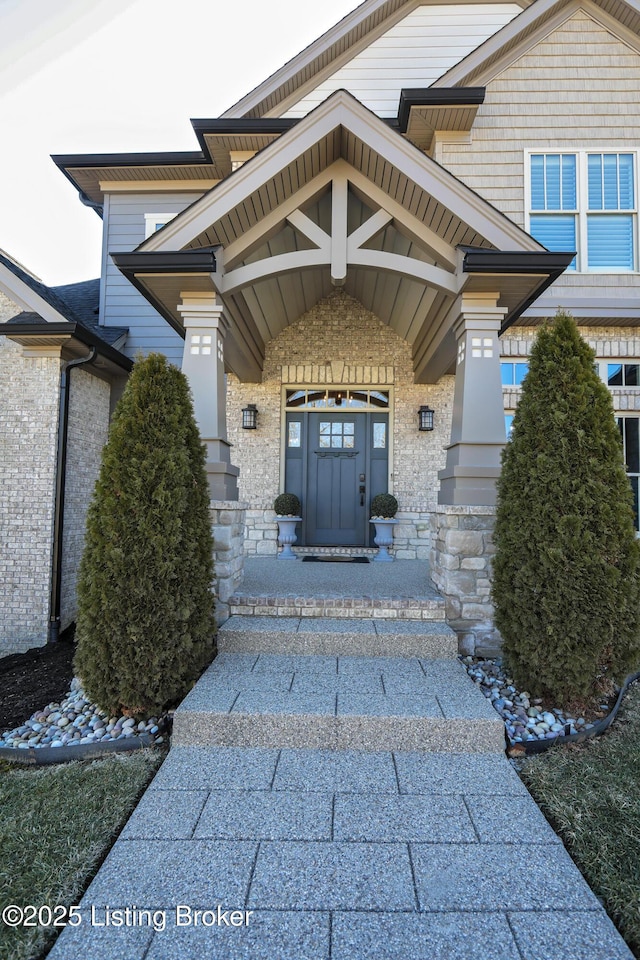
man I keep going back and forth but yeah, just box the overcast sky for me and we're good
[0,0,357,286]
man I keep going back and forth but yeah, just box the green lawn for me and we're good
[520,682,640,959]
[0,748,165,960]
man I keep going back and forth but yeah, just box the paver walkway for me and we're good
[48,655,633,959]
[47,576,633,958]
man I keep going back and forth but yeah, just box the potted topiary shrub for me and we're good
[274,492,302,560]
[369,493,399,562]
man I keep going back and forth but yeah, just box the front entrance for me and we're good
[284,388,390,547]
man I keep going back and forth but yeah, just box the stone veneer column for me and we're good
[178,294,239,501]
[438,293,508,507]
[430,504,499,655]
[209,500,248,624]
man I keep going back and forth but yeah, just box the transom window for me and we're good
[528,152,637,272]
[285,388,390,410]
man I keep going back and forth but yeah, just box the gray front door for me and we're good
[306,413,367,545]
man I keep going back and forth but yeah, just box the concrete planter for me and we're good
[276,516,302,559]
[370,517,398,561]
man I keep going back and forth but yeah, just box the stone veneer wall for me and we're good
[0,315,61,655]
[210,500,247,623]
[60,368,111,631]
[430,505,498,656]
[227,290,454,557]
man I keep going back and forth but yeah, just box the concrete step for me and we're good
[218,615,458,658]
[172,654,505,753]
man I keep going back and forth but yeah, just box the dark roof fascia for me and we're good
[0,321,133,371]
[52,150,209,169]
[190,117,298,154]
[113,250,217,274]
[112,250,218,338]
[461,248,576,332]
[397,87,486,131]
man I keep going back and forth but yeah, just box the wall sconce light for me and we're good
[418,405,434,432]
[242,404,258,429]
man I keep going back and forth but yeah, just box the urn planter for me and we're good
[276,516,302,559]
[370,517,398,561]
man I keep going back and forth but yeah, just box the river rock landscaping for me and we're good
[0,678,166,750]
[461,656,609,744]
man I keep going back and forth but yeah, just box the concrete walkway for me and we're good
[47,606,634,959]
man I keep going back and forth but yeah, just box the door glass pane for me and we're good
[343,435,354,448]
[320,422,330,435]
[331,422,342,434]
[331,435,342,447]
[373,423,386,449]
[344,423,355,435]
[288,422,301,447]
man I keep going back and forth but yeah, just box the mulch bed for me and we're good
[0,628,76,733]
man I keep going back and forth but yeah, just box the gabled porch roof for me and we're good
[114,91,571,382]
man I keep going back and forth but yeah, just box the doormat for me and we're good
[302,556,370,563]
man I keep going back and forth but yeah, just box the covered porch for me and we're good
[112,89,571,651]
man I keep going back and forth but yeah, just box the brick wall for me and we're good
[226,290,455,557]
[0,327,61,655]
[60,368,111,630]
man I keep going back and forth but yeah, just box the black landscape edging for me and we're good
[0,720,172,766]
[510,671,640,755]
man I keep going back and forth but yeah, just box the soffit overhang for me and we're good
[0,322,132,377]
[116,91,567,383]
[52,152,221,208]
[397,88,486,151]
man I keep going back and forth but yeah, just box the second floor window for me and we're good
[528,152,636,272]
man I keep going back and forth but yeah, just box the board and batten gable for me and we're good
[436,9,640,299]
[100,192,204,363]
[282,3,522,119]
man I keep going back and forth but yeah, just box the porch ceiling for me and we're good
[118,91,568,383]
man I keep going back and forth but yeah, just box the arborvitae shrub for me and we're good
[74,353,216,715]
[492,311,640,705]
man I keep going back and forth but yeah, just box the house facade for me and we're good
[2,0,640,656]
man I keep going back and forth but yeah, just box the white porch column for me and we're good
[178,293,239,501]
[438,293,508,506]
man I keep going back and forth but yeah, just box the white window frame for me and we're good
[525,150,639,273]
[596,359,640,388]
[144,213,176,239]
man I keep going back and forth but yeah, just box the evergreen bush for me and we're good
[74,353,216,716]
[370,493,398,518]
[492,311,640,705]
[274,492,301,516]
